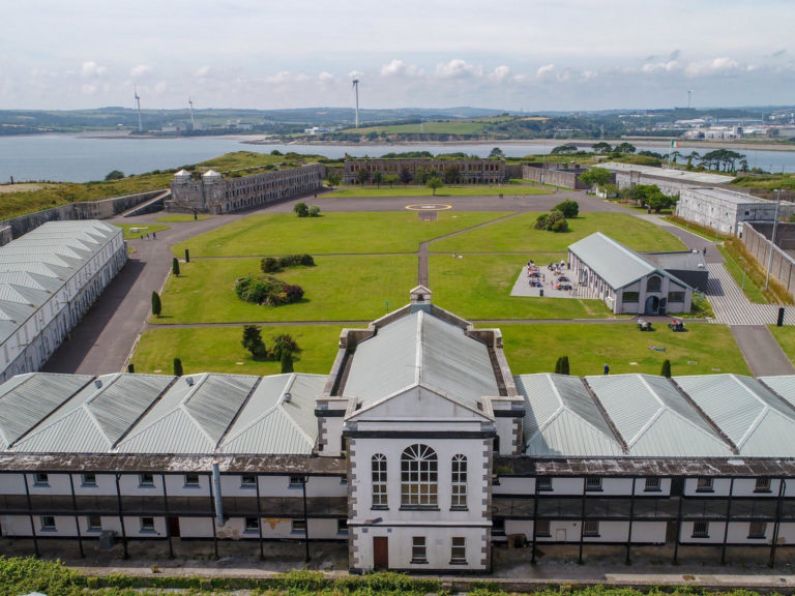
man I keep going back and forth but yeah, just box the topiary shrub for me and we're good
[235,275,304,306]
[554,199,579,218]
[261,257,282,273]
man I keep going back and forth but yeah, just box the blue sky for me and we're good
[1,0,794,111]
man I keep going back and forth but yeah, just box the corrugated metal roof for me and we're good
[602,162,735,185]
[568,232,684,290]
[676,374,795,456]
[586,374,733,457]
[759,375,795,409]
[343,309,498,410]
[518,374,624,457]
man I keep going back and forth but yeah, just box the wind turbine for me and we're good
[134,88,143,133]
[352,78,360,128]
[188,97,196,129]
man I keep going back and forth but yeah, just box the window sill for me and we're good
[240,485,256,490]
[753,490,772,494]
[138,485,155,489]
[139,529,157,535]
[400,506,440,511]
[692,535,709,539]
[536,534,551,538]
[183,485,201,490]
[39,528,57,533]
[585,489,603,493]
[81,484,97,489]
[643,488,662,493]
[33,483,50,488]
[748,535,766,540]
[410,559,428,565]
[694,489,714,494]
[583,534,600,538]
[449,559,468,565]
[371,506,389,511]
[450,506,469,512]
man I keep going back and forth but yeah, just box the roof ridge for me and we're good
[580,377,629,453]
[213,375,263,449]
[414,310,424,387]
[668,376,739,454]
[728,375,775,448]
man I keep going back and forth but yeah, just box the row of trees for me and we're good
[554,356,673,377]
[241,325,301,371]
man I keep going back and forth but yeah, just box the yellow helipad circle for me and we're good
[405,203,452,211]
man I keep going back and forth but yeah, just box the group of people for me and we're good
[526,259,573,291]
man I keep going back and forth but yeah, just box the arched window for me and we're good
[371,454,388,509]
[400,444,438,507]
[646,275,662,293]
[451,454,468,509]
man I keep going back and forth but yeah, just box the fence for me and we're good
[742,223,795,299]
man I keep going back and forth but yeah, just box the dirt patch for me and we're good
[0,183,51,194]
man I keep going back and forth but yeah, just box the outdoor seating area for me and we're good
[638,318,688,333]
[511,259,577,298]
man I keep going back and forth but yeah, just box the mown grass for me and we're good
[155,255,416,323]
[431,212,687,253]
[664,214,730,242]
[174,211,505,257]
[769,325,795,367]
[132,325,342,375]
[323,183,551,198]
[503,322,749,376]
[156,213,211,223]
[116,222,170,240]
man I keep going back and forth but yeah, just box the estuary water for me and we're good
[0,134,794,183]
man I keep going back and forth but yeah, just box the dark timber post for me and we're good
[208,472,218,560]
[720,477,734,565]
[23,473,39,557]
[673,479,684,565]
[578,477,587,565]
[161,474,174,559]
[68,473,84,558]
[115,473,129,559]
[255,474,265,560]
[769,478,786,568]
[302,476,310,563]
[626,477,636,565]
[530,476,539,564]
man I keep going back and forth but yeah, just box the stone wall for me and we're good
[344,158,505,184]
[742,223,795,299]
[0,189,165,245]
[521,165,591,189]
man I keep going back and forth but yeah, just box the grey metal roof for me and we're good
[568,233,689,290]
[644,251,707,271]
[586,374,733,457]
[518,374,624,457]
[676,374,795,457]
[601,162,735,185]
[342,309,498,411]
[758,375,795,409]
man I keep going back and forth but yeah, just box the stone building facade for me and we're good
[521,164,593,189]
[344,158,505,184]
[168,165,324,214]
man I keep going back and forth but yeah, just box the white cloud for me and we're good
[380,59,422,78]
[489,65,511,82]
[80,83,98,94]
[130,64,152,79]
[436,59,482,79]
[194,65,211,77]
[318,71,334,82]
[536,64,556,79]
[349,70,364,79]
[685,57,741,77]
[266,70,309,84]
[641,60,680,74]
[80,61,107,78]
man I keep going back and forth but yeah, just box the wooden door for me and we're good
[167,516,181,538]
[373,536,388,570]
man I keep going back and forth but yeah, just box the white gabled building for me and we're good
[0,221,126,381]
[0,288,794,571]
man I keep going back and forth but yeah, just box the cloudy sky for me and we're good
[1,0,794,111]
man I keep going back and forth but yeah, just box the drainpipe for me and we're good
[211,463,224,526]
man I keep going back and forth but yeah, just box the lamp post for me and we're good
[764,188,783,291]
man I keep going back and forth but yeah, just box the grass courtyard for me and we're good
[117,222,170,240]
[322,183,552,198]
[769,325,795,367]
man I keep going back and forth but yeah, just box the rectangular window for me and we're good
[244,517,259,533]
[411,536,427,564]
[535,520,551,537]
[81,473,97,487]
[622,291,639,303]
[337,519,348,535]
[748,521,767,539]
[692,520,709,538]
[583,520,600,537]
[184,473,200,488]
[40,516,56,531]
[240,474,256,489]
[138,473,155,488]
[140,517,155,533]
[492,518,506,536]
[291,519,306,534]
[537,477,553,492]
[696,477,714,493]
[754,478,772,493]
[450,537,466,564]
[644,477,662,492]
[668,292,686,303]
[451,455,468,509]
[585,478,602,492]
[372,455,388,509]
[87,515,102,532]
[289,475,305,489]
[34,472,49,486]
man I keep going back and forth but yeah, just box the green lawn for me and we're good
[503,323,749,376]
[323,183,551,198]
[175,211,505,257]
[117,222,170,240]
[131,325,342,376]
[430,254,611,320]
[156,255,416,323]
[157,213,211,223]
[769,325,795,366]
[430,212,687,253]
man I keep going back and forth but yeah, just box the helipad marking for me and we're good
[405,203,452,211]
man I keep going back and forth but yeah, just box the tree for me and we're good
[372,171,384,188]
[325,173,340,187]
[242,325,267,360]
[489,147,504,159]
[426,176,443,196]
[554,199,579,218]
[105,170,125,181]
[661,359,672,378]
[151,291,161,317]
[554,356,570,375]
[443,165,461,184]
[551,143,579,155]
[356,168,371,184]
[261,257,282,273]
[271,333,301,362]
[127,363,135,373]
[645,188,677,213]
[591,142,612,154]
[172,257,180,276]
[614,142,636,154]
[173,358,183,377]
[535,210,568,233]
[280,351,294,373]
[293,202,309,217]
[384,173,399,187]
[308,206,321,217]
[579,167,613,189]
[399,167,413,184]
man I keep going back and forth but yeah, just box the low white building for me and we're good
[0,221,126,381]
[601,162,734,196]
[0,288,794,571]
[568,233,694,315]
[676,186,794,237]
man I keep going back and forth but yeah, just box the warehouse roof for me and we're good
[568,232,690,290]
[601,162,734,185]
[0,221,121,345]
[680,186,773,206]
